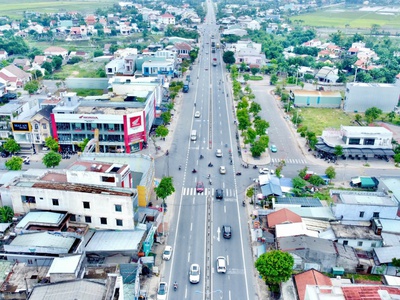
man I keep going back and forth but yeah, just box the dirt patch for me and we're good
[71,71,79,77]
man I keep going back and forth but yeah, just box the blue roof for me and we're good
[276,197,322,207]
[261,182,282,196]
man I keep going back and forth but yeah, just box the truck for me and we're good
[350,176,379,190]
[212,58,217,67]
[183,81,190,93]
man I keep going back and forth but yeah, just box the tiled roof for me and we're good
[161,13,174,18]
[293,269,332,300]
[267,208,302,228]
[342,286,400,299]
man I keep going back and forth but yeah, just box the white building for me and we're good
[344,82,400,113]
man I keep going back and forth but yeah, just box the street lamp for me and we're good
[195,290,223,300]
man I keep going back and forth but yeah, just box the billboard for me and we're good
[12,122,31,132]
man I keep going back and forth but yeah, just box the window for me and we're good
[100,217,107,225]
[343,240,348,245]
[116,219,123,226]
[34,124,39,130]
[371,242,376,247]
[364,138,375,145]
[348,138,361,145]
[52,199,59,206]
[70,214,76,222]
[85,216,92,223]
[115,204,122,212]
[42,124,46,129]
[373,212,380,218]
[359,211,364,218]
[357,241,363,247]
[101,176,116,183]
[83,201,90,209]
[21,196,36,203]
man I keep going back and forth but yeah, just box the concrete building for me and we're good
[344,82,400,113]
[293,90,342,108]
[331,223,383,251]
[316,125,395,158]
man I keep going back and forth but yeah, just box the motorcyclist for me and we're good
[192,169,197,173]
[174,282,178,290]
[207,174,211,179]
[199,154,204,159]
[208,162,213,167]
[178,165,181,170]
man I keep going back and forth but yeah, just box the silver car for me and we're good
[189,263,200,283]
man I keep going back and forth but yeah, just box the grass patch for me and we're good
[50,62,106,80]
[249,76,263,81]
[344,274,382,282]
[290,7,400,29]
[297,108,355,135]
[72,89,104,97]
[0,0,115,19]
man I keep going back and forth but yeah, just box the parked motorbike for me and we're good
[192,169,197,174]
[208,162,213,167]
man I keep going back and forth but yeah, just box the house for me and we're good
[293,269,339,300]
[373,246,400,275]
[13,58,30,69]
[277,235,359,273]
[331,223,383,251]
[44,46,68,59]
[344,81,400,113]
[69,51,90,60]
[293,90,342,108]
[0,64,32,88]
[159,13,175,25]
[303,39,322,48]
[316,126,395,158]
[329,190,398,221]
[30,106,53,153]
[0,50,8,60]
[260,175,283,197]
[315,66,339,83]
[266,208,302,228]
[85,15,96,25]
[174,42,192,59]
[247,20,260,30]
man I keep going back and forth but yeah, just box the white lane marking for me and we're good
[190,223,193,231]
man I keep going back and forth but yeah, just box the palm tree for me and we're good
[0,206,14,223]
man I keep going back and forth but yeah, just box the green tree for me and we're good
[325,166,336,179]
[45,137,59,152]
[249,102,262,115]
[334,145,344,156]
[298,166,308,179]
[259,135,269,148]
[222,51,235,64]
[275,160,286,178]
[245,128,257,144]
[93,50,104,58]
[161,111,171,124]
[270,74,278,85]
[387,111,396,122]
[42,151,62,168]
[392,258,400,275]
[0,206,14,223]
[51,56,63,70]
[155,125,169,138]
[292,176,308,189]
[308,175,326,186]
[5,156,23,170]
[155,176,175,202]
[255,250,294,285]
[254,119,269,136]
[3,138,20,154]
[251,67,260,75]
[365,107,382,123]
[24,80,40,94]
[250,141,266,158]
[246,187,254,198]
[355,114,362,123]
[77,138,90,152]
[394,153,400,163]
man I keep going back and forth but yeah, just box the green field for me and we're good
[297,108,356,135]
[290,7,400,29]
[0,0,115,19]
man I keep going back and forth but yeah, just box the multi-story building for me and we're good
[51,87,156,153]
[316,125,395,158]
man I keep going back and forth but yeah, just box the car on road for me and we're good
[196,181,205,193]
[215,149,222,157]
[270,144,278,153]
[222,225,232,239]
[216,188,223,199]
[162,245,172,260]
[157,282,167,300]
[189,263,200,283]
[194,111,201,118]
[19,155,30,163]
[259,168,269,174]
[219,166,226,174]
[216,256,227,273]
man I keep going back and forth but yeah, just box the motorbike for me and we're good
[199,155,204,159]
[166,150,169,156]
[178,166,181,170]
[173,283,178,291]
[253,165,257,169]
[242,201,246,207]
[236,172,242,176]
[208,162,213,167]
[192,169,197,174]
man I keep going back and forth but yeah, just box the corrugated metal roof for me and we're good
[374,246,400,264]
[16,211,66,230]
[85,230,146,252]
[47,255,82,275]
[8,232,75,250]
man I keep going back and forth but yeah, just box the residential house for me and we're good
[315,66,339,83]
[44,46,68,59]
[69,26,87,39]
[373,246,400,275]
[174,42,192,59]
[69,51,90,61]
[266,208,302,228]
[85,15,96,26]
[159,13,175,25]
[303,39,322,48]
[30,106,53,153]
[235,47,266,68]
[277,235,358,273]
[0,50,8,60]
[331,223,383,252]
[344,81,400,113]
[12,58,31,69]
[0,64,32,89]
[247,20,261,30]
[330,190,398,221]
[104,44,112,55]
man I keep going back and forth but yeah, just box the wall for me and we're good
[294,94,341,108]
[336,238,383,252]
[65,78,109,90]
[333,204,398,221]
[10,185,136,230]
[344,83,399,112]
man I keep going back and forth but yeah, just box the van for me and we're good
[190,130,197,141]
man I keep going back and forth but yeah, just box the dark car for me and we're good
[222,225,232,239]
[216,189,223,199]
[3,93,17,100]
[196,181,204,193]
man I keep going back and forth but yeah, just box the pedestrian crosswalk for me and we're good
[271,158,307,165]
[182,187,236,197]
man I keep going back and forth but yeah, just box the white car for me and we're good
[162,245,172,260]
[216,256,226,273]
[157,282,168,300]
[219,166,226,174]
[194,111,201,118]
[215,149,222,157]
[189,263,201,283]
[259,168,269,174]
